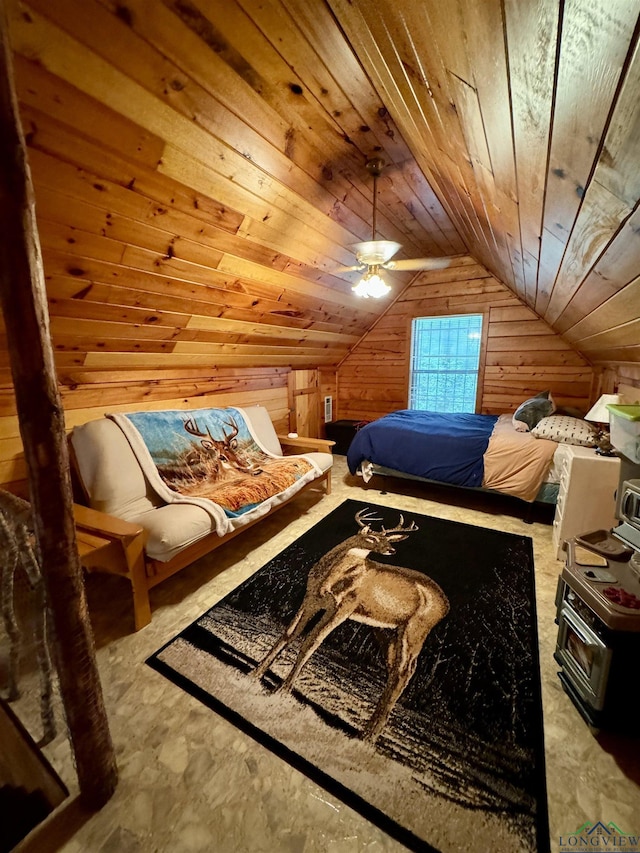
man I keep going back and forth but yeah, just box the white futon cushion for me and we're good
[127,503,214,562]
[71,418,161,518]
[241,405,283,455]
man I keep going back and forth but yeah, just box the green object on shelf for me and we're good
[607,404,640,463]
[606,404,640,420]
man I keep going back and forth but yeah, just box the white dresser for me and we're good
[552,444,620,559]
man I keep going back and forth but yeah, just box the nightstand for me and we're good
[552,445,620,559]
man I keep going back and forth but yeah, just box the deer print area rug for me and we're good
[147,499,550,853]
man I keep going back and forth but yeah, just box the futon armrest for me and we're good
[276,435,335,454]
[73,503,145,542]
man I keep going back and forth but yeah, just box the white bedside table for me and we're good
[552,445,620,559]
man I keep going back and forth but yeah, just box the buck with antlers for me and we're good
[183,415,263,478]
[252,508,449,742]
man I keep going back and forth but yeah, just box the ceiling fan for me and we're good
[339,158,451,297]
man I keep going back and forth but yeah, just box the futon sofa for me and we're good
[70,405,333,630]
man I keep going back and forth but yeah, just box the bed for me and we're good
[346,409,567,506]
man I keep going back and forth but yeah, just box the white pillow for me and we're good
[531,415,597,446]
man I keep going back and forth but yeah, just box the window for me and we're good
[408,314,483,412]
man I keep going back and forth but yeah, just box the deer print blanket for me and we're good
[108,408,319,536]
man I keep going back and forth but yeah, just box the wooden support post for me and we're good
[0,3,117,808]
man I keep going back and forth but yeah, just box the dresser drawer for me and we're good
[552,445,620,559]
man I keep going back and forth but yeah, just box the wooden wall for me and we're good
[0,366,294,494]
[3,260,633,493]
[329,0,640,368]
[336,257,596,422]
[598,365,640,399]
[3,0,639,495]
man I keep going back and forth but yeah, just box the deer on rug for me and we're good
[252,508,450,742]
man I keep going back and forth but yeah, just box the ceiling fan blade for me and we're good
[352,240,403,266]
[384,257,452,271]
[333,263,366,273]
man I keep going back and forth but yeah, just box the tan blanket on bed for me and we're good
[482,414,558,502]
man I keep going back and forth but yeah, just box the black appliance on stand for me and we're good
[554,477,640,732]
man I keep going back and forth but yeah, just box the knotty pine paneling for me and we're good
[3,0,640,497]
[324,0,640,375]
[599,366,640,399]
[0,367,294,493]
[3,0,639,383]
[336,257,595,422]
[5,0,452,387]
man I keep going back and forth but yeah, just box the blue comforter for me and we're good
[346,410,499,488]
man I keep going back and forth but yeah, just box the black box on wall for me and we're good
[325,420,369,455]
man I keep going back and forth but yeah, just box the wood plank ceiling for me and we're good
[3,0,640,382]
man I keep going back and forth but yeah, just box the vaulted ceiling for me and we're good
[4,0,640,376]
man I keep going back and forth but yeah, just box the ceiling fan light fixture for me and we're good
[335,158,452,283]
[352,278,372,298]
[352,267,391,298]
[364,273,391,298]
[353,240,403,266]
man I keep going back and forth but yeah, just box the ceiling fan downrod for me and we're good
[366,157,385,242]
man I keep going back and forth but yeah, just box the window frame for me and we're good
[405,311,488,414]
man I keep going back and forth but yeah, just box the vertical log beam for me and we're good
[0,3,117,808]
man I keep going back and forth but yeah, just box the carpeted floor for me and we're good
[149,499,549,852]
